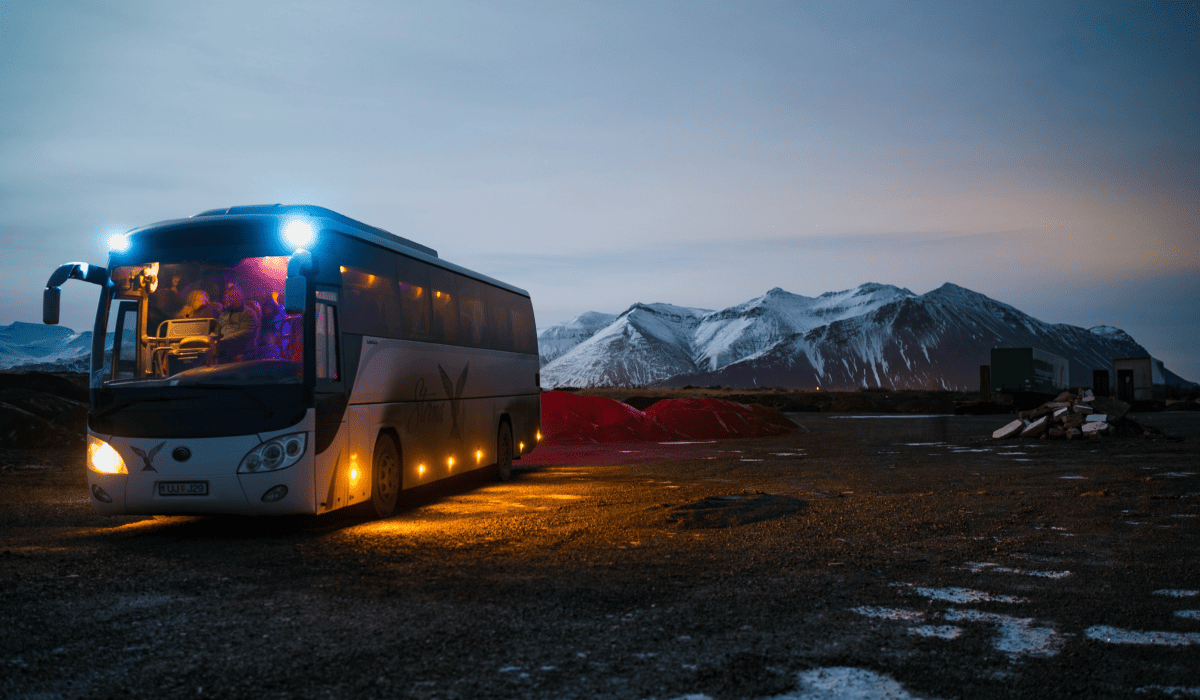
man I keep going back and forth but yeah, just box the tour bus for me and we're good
[43,204,541,518]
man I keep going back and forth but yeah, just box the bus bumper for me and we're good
[87,428,317,516]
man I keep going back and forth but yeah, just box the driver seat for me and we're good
[153,318,216,376]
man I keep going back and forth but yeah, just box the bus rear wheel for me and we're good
[496,423,514,481]
[371,434,401,518]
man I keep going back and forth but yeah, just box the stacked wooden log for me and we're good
[991,390,1162,440]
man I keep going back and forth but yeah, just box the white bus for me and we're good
[43,205,541,518]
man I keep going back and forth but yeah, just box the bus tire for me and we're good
[496,422,514,482]
[371,433,401,518]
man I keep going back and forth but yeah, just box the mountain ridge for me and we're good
[539,283,1195,390]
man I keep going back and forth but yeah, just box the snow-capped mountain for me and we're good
[541,303,712,387]
[537,311,618,367]
[692,283,915,372]
[540,283,1195,390]
[0,322,94,372]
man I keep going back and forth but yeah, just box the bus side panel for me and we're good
[351,338,538,406]
[346,405,372,506]
[503,393,541,456]
[314,419,347,514]
[349,337,539,488]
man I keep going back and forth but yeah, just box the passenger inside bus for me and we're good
[216,284,261,361]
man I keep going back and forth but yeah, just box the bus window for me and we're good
[396,256,432,342]
[315,302,339,380]
[110,301,139,380]
[341,264,402,339]
[429,267,458,345]
[511,297,537,354]
[486,285,514,352]
[457,277,486,347]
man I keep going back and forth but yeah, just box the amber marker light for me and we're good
[536,430,542,442]
[519,441,525,453]
[418,463,427,476]
[475,450,483,464]
[87,436,127,475]
[447,456,455,469]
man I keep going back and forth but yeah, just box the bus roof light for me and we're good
[283,219,316,249]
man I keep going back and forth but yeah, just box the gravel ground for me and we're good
[2,413,1198,700]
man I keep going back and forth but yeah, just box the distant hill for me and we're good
[0,322,94,372]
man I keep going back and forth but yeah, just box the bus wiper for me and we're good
[92,394,192,419]
[178,383,272,413]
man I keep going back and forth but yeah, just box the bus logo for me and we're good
[437,363,469,441]
[131,442,166,472]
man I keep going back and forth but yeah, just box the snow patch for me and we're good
[891,583,1028,604]
[1086,626,1200,646]
[943,609,1066,657]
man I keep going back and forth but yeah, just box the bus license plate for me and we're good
[158,481,208,496]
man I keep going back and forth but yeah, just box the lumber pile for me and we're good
[991,390,1165,441]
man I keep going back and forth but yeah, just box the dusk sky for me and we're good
[2,1,1197,378]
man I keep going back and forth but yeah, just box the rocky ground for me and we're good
[2,412,1198,699]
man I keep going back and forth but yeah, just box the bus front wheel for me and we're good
[371,434,401,518]
[496,423,514,482]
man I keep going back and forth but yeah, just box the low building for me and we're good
[1112,356,1165,403]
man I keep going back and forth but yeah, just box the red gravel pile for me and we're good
[540,391,795,445]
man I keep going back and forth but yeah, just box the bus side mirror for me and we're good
[284,249,313,315]
[44,262,109,324]
[43,287,61,325]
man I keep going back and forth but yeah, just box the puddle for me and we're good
[1086,625,1200,646]
[788,667,934,700]
[909,625,963,639]
[1175,611,1200,620]
[833,415,949,419]
[961,562,1072,579]
[850,606,925,622]
[1153,590,1199,598]
[944,609,1065,657]
[892,583,1028,604]
[1135,686,1200,697]
[1158,472,1197,477]
[661,492,806,529]
[1059,476,1087,480]
[658,441,717,445]
[667,666,935,700]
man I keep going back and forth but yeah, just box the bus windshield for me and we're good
[102,256,303,387]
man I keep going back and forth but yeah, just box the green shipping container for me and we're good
[990,347,1069,395]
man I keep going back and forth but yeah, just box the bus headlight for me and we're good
[88,436,127,475]
[239,433,307,473]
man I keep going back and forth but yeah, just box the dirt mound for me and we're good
[541,391,680,444]
[541,391,795,445]
[659,490,806,529]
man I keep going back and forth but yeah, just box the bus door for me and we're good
[312,288,354,511]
